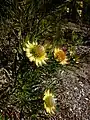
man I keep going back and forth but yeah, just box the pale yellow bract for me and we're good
[23,41,48,67]
[54,48,68,65]
[43,90,56,114]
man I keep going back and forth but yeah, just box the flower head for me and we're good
[54,48,68,65]
[23,41,48,67]
[43,90,56,114]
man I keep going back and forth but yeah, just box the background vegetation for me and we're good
[0,0,90,119]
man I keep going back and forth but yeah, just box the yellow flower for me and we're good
[54,48,68,65]
[43,90,56,114]
[77,1,83,8]
[23,41,48,67]
[77,9,82,17]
